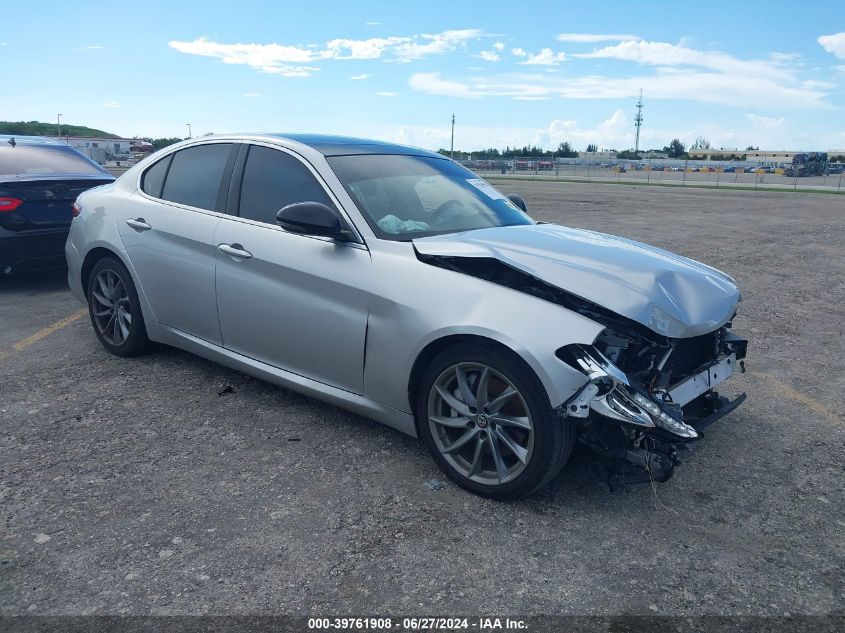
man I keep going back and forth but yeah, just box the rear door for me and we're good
[117,142,237,345]
[214,143,371,393]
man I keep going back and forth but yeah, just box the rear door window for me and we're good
[160,144,233,211]
[238,145,334,225]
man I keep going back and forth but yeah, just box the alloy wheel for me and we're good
[427,362,535,485]
[91,268,132,346]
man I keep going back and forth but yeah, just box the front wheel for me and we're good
[416,343,574,500]
[87,256,150,357]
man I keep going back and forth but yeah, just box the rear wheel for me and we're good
[87,257,150,356]
[417,343,574,500]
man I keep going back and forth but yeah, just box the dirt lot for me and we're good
[1,182,842,616]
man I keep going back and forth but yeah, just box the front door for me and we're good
[214,144,370,393]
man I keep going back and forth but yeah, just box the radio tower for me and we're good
[634,89,644,156]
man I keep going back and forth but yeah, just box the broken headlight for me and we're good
[559,344,699,439]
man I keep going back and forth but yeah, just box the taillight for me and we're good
[71,202,82,217]
[0,197,23,212]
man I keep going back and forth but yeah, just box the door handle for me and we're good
[218,243,253,260]
[126,218,151,231]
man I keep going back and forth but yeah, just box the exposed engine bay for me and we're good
[558,325,747,483]
[416,250,748,483]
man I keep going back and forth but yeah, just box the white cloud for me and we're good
[520,48,566,66]
[557,33,640,43]
[408,72,481,99]
[475,50,500,62]
[511,47,527,57]
[376,91,398,97]
[818,32,845,59]
[744,114,785,128]
[0,42,7,47]
[575,40,788,78]
[408,67,830,109]
[101,101,119,108]
[393,29,481,61]
[493,41,505,51]
[242,92,262,97]
[325,36,409,60]
[349,73,369,80]
[372,110,633,151]
[365,21,381,26]
[169,37,321,76]
[169,29,481,75]
[802,79,836,90]
[360,110,827,152]
[769,52,801,64]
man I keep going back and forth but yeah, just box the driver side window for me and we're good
[238,145,335,225]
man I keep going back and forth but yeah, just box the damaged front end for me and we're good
[558,324,747,482]
[412,225,748,483]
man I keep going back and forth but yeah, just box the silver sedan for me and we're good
[66,134,747,499]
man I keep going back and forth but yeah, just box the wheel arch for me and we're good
[407,333,543,434]
[80,246,127,294]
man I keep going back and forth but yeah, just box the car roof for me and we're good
[265,134,444,159]
[0,134,71,147]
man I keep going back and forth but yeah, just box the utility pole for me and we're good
[186,123,192,139]
[450,114,455,159]
[57,114,63,142]
[634,89,644,156]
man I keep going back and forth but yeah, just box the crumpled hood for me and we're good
[413,224,741,338]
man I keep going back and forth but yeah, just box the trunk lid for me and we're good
[0,176,114,231]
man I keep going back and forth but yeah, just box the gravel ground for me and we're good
[1,182,842,616]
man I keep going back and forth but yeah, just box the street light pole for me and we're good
[57,114,63,141]
[186,123,192,139]
[450,114,455,159]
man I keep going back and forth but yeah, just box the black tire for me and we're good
[416,342,575,500]
[87,256,150,357]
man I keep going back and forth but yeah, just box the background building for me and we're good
[52,137,136,164]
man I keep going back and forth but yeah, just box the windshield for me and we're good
[0,144,108,177]
[327,154,533,240]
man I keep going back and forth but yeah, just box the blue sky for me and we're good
[4,1,844,151]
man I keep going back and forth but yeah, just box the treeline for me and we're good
[138,137,185,151]
[0,121,184,152]
[437,142,583,160]
[0,120,118,138]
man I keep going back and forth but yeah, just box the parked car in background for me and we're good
[1,135,114,274]
[66,134,748,499]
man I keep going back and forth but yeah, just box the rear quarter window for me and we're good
[140,154,172,198]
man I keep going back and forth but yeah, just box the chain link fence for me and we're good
[463,157,845,192]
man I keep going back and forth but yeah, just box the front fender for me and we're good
[364,242,603,413]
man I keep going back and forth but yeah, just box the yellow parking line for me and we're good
[9,308,88,353]
[757,372,841,425]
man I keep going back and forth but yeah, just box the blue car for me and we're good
[1,135,114,274]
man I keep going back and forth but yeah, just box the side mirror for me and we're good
[507,194,527,212]
[276,201,345,238]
